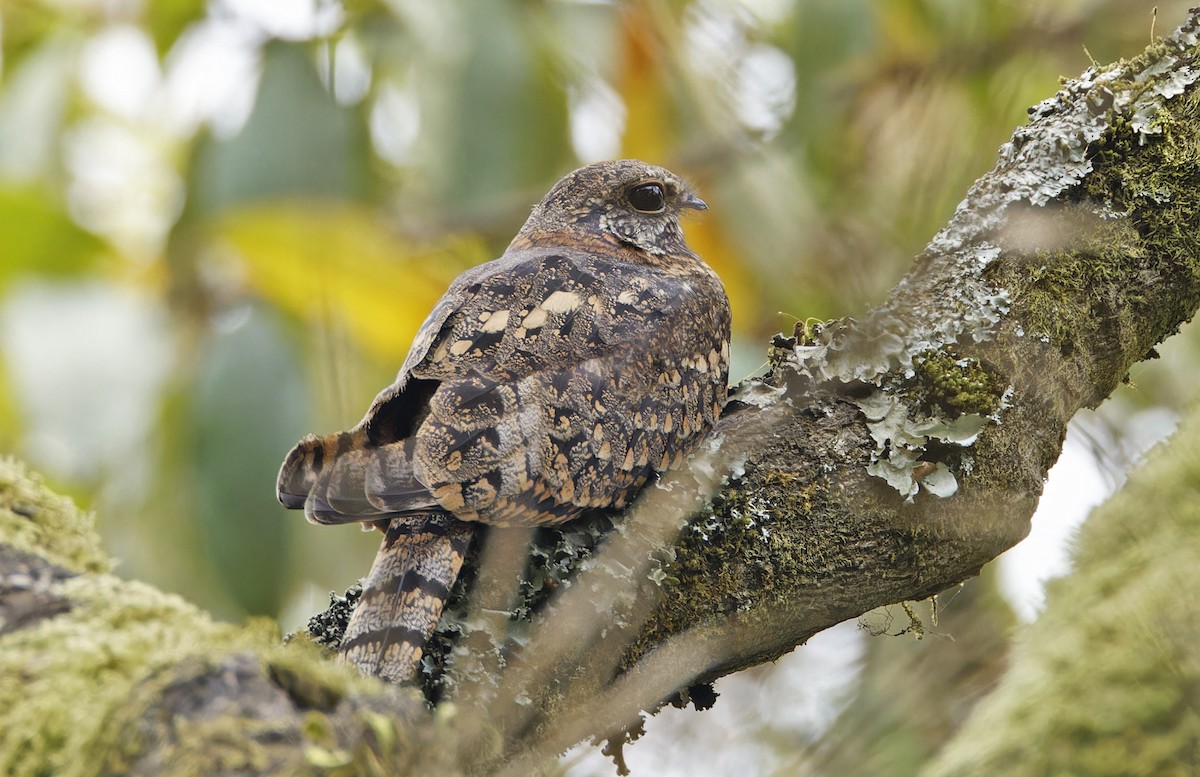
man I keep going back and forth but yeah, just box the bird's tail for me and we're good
[338,513,474,683]
[276,431,364,510]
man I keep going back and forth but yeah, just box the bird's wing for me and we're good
[370,246,727,526]
[385,246,687,386]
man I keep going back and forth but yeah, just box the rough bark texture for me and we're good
[5,11,1200,775]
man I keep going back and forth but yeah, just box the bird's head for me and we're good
[513,159,708,259]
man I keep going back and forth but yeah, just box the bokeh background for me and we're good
[2,1,1197,774]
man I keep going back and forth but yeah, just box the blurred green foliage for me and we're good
[2,0,1198,772]
[191,41,373,210]
[0,187,103,284]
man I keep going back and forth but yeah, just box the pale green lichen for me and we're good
[0,569,273,777]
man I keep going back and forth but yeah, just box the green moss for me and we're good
[982,81,1200,391]
[986,209,1141,345]
[628,471,832,660]
[1089,89,1200,230]
[1087,89,1200,311]
[0,459,393,777]
[0,456,110,574]
[1016,256,1107,350]
[909,348,1006,417]
[926,402,1200,777]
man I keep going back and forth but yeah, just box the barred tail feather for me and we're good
[279,433,439,525]
[276,431,361,509]
[304,448,381,524]
[338,513,474,683]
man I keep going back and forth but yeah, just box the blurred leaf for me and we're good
[0,33,76,180]
[218,202,487,363]
[0,351,19,449]
[143,0,208,57]
[190,304,307,615]
[0,187,104,290]
[679,201,758,345]
[781,0,875,146]
[616,3,673,164]
[0,3,61,67]
[190,41,372,214]
[440,3,571,208]
[612,7,757,338]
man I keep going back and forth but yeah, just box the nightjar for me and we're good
[277,159,731,683]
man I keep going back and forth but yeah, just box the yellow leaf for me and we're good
[616,3,673,163]
[681,205,757,340]
[304,745,352,768]
[218,203,488,364]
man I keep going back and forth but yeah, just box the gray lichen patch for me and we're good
[855,389,991,501]
[764,241,1014,499]
[991,103,1200,406]
[931,17,1200,257]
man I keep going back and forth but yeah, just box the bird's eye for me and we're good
[627,182,666,213]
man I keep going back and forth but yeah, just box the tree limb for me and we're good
[481,10,1200,767]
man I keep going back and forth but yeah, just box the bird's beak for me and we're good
[680,193,708,211]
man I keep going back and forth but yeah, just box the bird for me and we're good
[276,159,732,684]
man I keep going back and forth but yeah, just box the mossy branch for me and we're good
[639,8,1200,673]
[5,11,1200,775]
[0,457,448,777]
[481,10,1200,766]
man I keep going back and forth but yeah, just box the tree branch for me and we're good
[5,10,1200,775]
[478,11,1200,767]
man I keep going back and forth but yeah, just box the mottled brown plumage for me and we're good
[277,159,731,683]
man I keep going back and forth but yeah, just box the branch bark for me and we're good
[5,11,1200,775]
